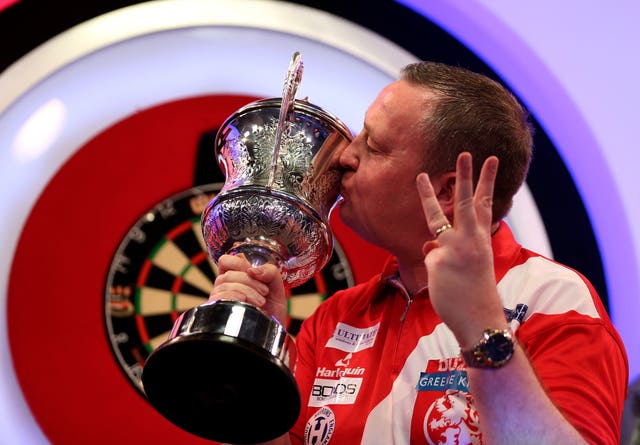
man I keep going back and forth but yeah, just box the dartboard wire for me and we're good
[285,271,329,333]
[148,221,215,293]
[172,251,210,314]
[165,219,192,240]
[191,218,218,277]
[134,260,154,334]
[134,259,163,355]
[169,272,183,318]
[135,222,214,354]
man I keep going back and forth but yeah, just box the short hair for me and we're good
[401,62,534,221]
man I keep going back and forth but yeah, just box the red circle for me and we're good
[7,95,388,444]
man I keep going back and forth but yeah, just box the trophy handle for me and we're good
[268,51,304,188]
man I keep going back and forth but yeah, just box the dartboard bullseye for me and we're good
[104,183,354,394]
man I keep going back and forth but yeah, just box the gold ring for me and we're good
[434,223,452,238]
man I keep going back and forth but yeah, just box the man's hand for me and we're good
[210,254,288,326]
[416,152,508,348]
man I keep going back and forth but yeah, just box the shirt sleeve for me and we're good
[517,312,628,445]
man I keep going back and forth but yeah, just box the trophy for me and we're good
[141,52,353,444]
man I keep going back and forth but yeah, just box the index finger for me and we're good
[216,253,251,274]
[416,172,450,237]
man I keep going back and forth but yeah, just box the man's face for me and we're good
[338,80,438,257]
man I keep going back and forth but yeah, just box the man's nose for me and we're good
[339,135,360,170]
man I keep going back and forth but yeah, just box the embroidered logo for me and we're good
[326,322,380,352]
[305,407,335,445]
[424,390,483,445]
[417,371,469,393]
[504,303,528,324]
[335,352,352,367]
[309,377,363,407]
[316,365,365,379]
[417,357,469,393]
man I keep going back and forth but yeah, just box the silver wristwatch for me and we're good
[461,328,515,368]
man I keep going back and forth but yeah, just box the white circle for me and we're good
[0,1,551,443]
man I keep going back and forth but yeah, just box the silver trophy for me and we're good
[141,53,353,444]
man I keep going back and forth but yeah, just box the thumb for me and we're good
[422,240,440,256]
[247,264,288,321]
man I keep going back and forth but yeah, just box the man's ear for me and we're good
[432,172,457,217]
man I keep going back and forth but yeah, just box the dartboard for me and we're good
[104,182,353,394]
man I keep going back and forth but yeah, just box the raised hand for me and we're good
[416,152,508,348]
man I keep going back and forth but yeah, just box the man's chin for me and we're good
[336,204,359,232]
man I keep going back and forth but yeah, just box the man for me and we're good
[211,62,628,444]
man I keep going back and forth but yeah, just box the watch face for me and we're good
[104,182,354,394]
[485,331,514,364]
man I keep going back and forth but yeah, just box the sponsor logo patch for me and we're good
[335,352,352,367]
[416,358,469,393]
[316,365,365,379]
[305,407,335,445]
[309,377,363,407]
[424,390,482,445]
[325,322,380,352]
[417,371,469,393]
[504,303,528,324]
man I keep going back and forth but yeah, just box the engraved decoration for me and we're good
[202,98,351,287]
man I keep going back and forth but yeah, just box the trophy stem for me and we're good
[228,242,285,270]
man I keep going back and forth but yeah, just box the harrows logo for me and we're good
[305,407,335,445]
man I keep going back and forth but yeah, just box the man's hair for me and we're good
[401,61,534,221]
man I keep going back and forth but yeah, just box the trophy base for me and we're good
[141,332,300,444]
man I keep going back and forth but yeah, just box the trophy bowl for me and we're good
[141,95,353,444]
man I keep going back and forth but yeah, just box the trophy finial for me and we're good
[268,51,304,188]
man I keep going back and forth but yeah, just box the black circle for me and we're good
[141,333,300,444]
